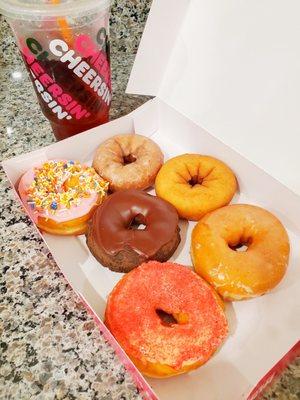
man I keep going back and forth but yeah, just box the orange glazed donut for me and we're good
[18,160,108,235]
[155,154,237,220]
[191,204,290,301]
[92,134,164,191]
[105,261,228,378]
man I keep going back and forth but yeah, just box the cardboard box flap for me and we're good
[127,0,191,97]
[127,0,300,196]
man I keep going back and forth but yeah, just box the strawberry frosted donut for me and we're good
[105,261,228,378]
[92,134,164,191]
[18,160,108,235]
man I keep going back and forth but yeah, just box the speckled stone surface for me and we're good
[0,1,151,399]
[0,1,299,399]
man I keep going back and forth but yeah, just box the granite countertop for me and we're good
[0,1,299,399]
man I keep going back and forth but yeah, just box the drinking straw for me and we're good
[51,0,74,46]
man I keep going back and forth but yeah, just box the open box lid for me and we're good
[127,0,300,197]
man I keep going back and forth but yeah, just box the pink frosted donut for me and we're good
[18,159,108,235]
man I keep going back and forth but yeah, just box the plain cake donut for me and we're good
[93,134,164,191]
[191,204,290,300]
[105,261,228,378]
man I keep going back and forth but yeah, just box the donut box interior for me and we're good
[3,0,300,399]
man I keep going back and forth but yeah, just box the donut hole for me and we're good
[229,238,252,252]
[156,309,189,326]
[128,214,147,230]
[123,154,137,165]
[188,175,203,187]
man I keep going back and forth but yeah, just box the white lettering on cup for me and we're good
[73,61,90,78]
[83,68,97,85]
[49,39,69,57]
[60,50,82,69]
[90,75,102,92]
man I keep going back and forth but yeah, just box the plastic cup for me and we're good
[0,0,112,140]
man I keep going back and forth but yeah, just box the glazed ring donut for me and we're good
[92,134,164,191]
[155,154,237,220]
[18,160,108,235]
[105,261,228,378]
[86,190,180,272]
[191,204,290,300]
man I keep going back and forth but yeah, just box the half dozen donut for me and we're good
[18,134,290,378]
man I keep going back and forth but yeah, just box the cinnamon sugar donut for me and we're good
[191,204,290,300]
[105,261,228,378]
[155,154,237,220]
[92,134,163,191]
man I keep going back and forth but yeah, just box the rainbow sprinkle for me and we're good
[26,160,108,214]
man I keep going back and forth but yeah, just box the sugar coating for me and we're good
[105,261,228,369]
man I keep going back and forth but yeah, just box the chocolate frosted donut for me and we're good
[86,189,181,272]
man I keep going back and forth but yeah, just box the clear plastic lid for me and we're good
[0,0,111,20]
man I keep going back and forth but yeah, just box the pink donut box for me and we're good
[3,0,300,399]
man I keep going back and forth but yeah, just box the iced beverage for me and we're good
[0,0,112,140]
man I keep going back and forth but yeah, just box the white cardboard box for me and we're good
[3,0,300,399]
